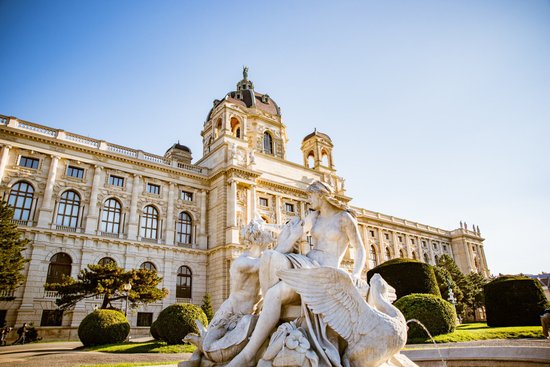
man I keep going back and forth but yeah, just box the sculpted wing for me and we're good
[277,267,375,344]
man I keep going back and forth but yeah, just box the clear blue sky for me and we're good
[1,0,548,276]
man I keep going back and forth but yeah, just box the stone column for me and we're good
[37,155,59,228]
[127,174,141,240]
[0,144,11,181]
[84,165,103,234]
[198,190,207,249]
[275,195,282,224]
[226,179,239,243]
[249,185,257,218]
[392,232,400,258]
[426,238,435,264]
[165,182,175,245]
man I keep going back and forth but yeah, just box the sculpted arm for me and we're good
[344,213,366,278]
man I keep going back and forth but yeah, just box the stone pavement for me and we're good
[0,338,548,367]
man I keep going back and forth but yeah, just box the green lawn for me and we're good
[81,362,178,367]
[407,322,544,344]
[83,340,195,354]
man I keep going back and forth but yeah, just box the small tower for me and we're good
[164,143,192,164]
[301,129,335,172]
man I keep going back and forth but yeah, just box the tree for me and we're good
[201,293,214,322]
[45,263,168,310]
[0,200,30,299]
[464,272,488,321]
[435,255,469,319]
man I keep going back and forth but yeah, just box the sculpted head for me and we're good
[307,180,350,213]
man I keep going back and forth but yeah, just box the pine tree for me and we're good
[201,293,214,322]
[0,200,30,298]
[45,263,169,310]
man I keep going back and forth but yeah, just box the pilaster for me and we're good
[127,174,141,240]
[0,144,11,181]
[37,155,59,228]
[84,165,103,234]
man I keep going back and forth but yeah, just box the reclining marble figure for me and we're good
[181,180,418,367]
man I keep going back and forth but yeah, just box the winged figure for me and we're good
[278,268,414,367]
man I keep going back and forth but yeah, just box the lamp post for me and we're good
[123,282,132,318]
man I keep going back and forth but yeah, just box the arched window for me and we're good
[8,181,34,222]
[46,253,72,284]
[141,205,159,239]
[176,266,192,299]
[307,152,315,168]
[101,198,122,234]
[423,253,429,263]
[56,190,81,228]
[385,247,391,262]
[368,245,377,269]
[230,117,241,138]
[215,119,222,138]
[412,251,417,260]
[321,151,329,167]
[263,131,273,155]
[176,212,192,244]
[98,257,116,267]
[399,249,405,258]
[140,261,157,272]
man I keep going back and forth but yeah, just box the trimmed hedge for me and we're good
[394,293,457,338]
[367,258,441,300]
[78,309,130,346]
[154,303,208,345]
[484,275,549,326]
[150,319,161,340]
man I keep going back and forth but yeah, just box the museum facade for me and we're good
[0,72,489,337]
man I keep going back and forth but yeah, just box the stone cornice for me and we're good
[0,126,210,186]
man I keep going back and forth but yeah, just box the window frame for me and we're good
[284,203,295,213]
[101,198,122,234]
[109,175,125,187]
[46,253,72,284]
[66,165,85,179]
[259,197,269,207]
[263,131,273,155]
[176,211,193,245]
[180,190,193,201]
[146,183,160,195]
[176,266,192,299]
[137,312,153,327]
[18,156,39,169]
[40,310,63,327]
[141,205,159,239]
[8,181,34,222]
[56,190,81,228]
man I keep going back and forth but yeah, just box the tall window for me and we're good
[46,253,72,284]
[56,190,81,228]
[8,181,34,221]
[141,205,159,239]
[412,251,417,260]
[98,257,116,266]
[140,262,157,271]
[423,253,429,263]
[176,266,192,298]
[369,245,377,269]
[101,198,122,234]
[263,131,273,154]
[176,212,192,244]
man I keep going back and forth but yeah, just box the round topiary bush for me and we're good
[484,275,549,327]
[394,293,457,339]
[367,258,441,300]
[150,319,160,340]
[155,303,208,345]
[78,309,130,346]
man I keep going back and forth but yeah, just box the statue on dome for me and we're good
[243,66,249,80]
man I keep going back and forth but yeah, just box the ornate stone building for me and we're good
[0,71,489,338]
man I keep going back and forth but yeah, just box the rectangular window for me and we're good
[422,241,427,247]
[19,156,39,169]
[384,233,389,240]
[40,310,63,326]
[259,197,268,207]
[285,203,295,212]
[147,183,160,195]
[369,230,375,237]
[181,190,193,201]
[411,239,415,245]
[67,166,84,179]
[137,312,153,327]
[398,236,403,242]
[109,175,124,187]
